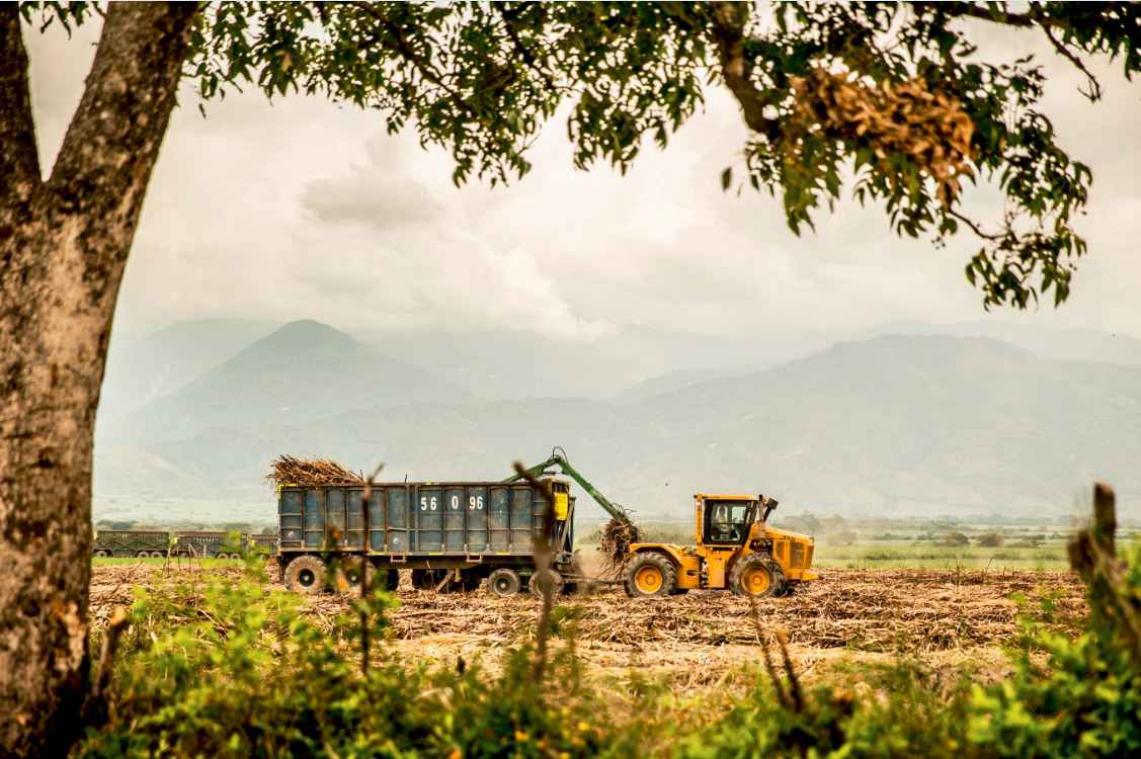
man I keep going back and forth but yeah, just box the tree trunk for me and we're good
[0,4,198,755]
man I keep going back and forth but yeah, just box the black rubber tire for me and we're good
[94,549,111,558]
[529,569,564,598]
[284,555,328,594]
[381,567,400,592]
[729,553,785,598]
[624,552,677,598]
[134,550,149,558]
[487,568,522,597]
[411,568,449,590]
[460,570,482,592]
[333,557,375,593]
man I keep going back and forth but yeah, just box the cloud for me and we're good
[21,18,1141,348]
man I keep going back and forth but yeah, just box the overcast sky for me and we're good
[24,14,1141,348]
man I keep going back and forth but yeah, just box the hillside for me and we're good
[95,329,1141,522]
[100,320,467,446]
[99,318,277,421]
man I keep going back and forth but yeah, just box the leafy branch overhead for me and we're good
[29,2,1141,308]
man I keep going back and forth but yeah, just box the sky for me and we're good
[23,11,1141,351]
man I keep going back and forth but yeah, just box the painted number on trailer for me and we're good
[468,495,484,511]
[450,495,460,510]
[419,496,438,511]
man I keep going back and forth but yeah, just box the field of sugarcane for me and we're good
[89,560,1086,687]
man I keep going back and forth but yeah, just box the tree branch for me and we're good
[937,2,1037,28]
[347,1,479,118]
[0,5,41,204]
[948,208,1005,241]
[707,2,780,140]
[1041,22,1101,100]
[494,4,558,93]
[937,3,1101,98]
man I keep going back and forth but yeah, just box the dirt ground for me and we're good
[90,564,1086,688]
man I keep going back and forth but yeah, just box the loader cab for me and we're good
[696,495,757,546]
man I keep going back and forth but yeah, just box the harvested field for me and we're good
[90,564,1086,686]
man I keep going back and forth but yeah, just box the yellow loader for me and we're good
[513,449,817,598]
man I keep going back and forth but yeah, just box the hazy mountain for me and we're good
[879,320,1141,367]
[95,327,1141,523]
[358,325,829,400]
[100,319,467,446]
[100,318,278,420]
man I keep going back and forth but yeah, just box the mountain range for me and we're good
[94,319,1141,524]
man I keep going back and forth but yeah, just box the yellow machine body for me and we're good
[628,493,817,593]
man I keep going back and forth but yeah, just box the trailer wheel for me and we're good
[487,568,522,597]
[624,552,676,598]
[134,550,149,558]
[529,569,564,598]
[284,555,328,594]
[411,568,449,590]
[730,553,785,598]
[93,549,111,558]
[381,568,400,592]
[333,557,375,592]
[460,570,482,592]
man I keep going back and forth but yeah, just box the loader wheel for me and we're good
[624,552,676,598]
[488,568,522,597]
[333,557,375,592]
[730,553,784,598]
[529,569,564,598]
[284,555,328,594]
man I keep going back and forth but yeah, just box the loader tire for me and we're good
[730,553,784,598]
[624,552,676,598]
[488,568,522,597]
[284,555,328,594]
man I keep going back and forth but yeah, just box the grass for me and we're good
[813,541,1072,571]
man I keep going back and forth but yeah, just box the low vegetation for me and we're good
[78,499,1140,757]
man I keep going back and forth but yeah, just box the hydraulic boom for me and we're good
[507,447,635,527]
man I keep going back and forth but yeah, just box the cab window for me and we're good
[704,501,752,545]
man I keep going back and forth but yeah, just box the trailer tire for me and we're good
[333,557,375,592]
[529,569,564,598]
[93,549,111,558]
[411,568,449,591]
[460,570,483,592]
[624,552,676,598]
[381,568,400,592]
[488,568,522,597]
[730,553,784,598]
[284,555,328,594]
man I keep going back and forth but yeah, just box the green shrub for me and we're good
[977,532,1005,548]
[77,560,607,758]
[967,541,1141,757]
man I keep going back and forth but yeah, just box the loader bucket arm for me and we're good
[508,448,635,528]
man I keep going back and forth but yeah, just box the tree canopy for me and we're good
[27,2,1141,307]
